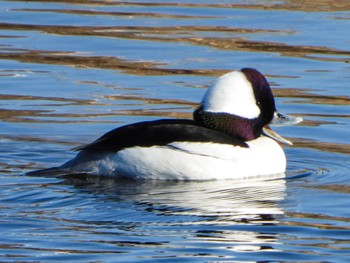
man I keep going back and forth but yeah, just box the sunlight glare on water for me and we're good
[0,0,350,261]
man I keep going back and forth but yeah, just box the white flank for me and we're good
[203,71,260,119]
[93,137,286,180]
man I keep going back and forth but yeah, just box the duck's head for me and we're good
[194,68,302,144]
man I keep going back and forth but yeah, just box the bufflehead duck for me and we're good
[28,68,302,180]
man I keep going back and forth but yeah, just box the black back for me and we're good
[76,119,247,152]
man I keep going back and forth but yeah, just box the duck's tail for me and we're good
[26,167,74,177]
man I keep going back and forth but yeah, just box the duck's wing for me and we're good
[75,119,248,152]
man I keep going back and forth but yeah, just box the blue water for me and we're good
[1,0,350,261]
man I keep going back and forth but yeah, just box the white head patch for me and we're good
[202,71,260,119]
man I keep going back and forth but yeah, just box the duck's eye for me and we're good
[256,101,261,107]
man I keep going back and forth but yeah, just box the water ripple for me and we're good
[287,148,350,185]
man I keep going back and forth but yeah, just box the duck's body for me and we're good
[28,68,301,180]
[59,119,286,180]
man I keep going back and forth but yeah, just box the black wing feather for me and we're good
[75,119,248,152]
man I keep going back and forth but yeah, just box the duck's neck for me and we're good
[193,107,262,141]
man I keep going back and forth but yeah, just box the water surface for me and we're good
[1,0,350,261]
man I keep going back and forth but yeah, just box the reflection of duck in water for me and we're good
[28,68,302,180]
[65,176,286,222]
[63,176,286,253]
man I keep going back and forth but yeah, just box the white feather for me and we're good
[74,136,286,180]
[203,71,260,119]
